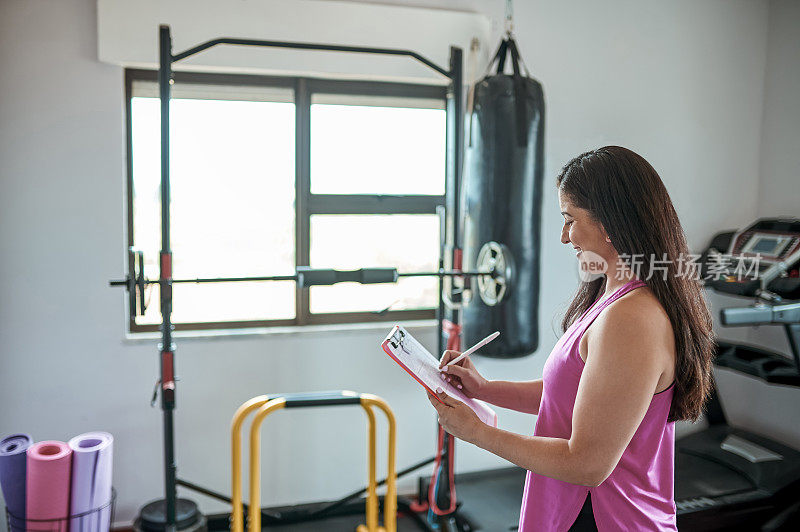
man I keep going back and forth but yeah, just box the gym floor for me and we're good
[209,468,526,531]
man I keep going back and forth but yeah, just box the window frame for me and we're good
[125,68,446,333]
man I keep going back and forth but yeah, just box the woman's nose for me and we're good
[560,225,570,245]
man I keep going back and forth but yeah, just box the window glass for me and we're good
[310,103,446,195]
[127,74,446,330]
[309,214,439,313]
[131,96,296,324]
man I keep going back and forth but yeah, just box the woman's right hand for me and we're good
[438,350,489,400]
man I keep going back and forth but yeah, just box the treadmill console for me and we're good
[703,218,800,299]
[727,219,800,264]
[736,232,797,260]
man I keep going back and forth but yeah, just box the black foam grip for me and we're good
[280,391,362,408]
[296,267,398,288]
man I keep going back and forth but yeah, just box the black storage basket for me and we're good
[5,488,116,532]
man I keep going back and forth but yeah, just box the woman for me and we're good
[427,146,715,531]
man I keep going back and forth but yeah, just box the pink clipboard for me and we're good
[381,325,498,427]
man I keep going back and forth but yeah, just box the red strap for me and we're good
[427,426,457,515]
[160,251,172,278]
[442,320,462,352]
[453,248,463,271]
[161,351,175,390]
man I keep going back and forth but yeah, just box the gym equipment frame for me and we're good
[110,24,484,531]
[674,219,800,530]
[229,391,396,532]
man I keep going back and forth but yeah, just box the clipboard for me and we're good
[381,325,498,427]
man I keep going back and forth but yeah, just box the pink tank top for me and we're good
[518,279,677,531]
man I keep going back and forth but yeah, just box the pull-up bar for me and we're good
[171,37,453,78]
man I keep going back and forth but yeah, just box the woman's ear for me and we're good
[601,226,612,243]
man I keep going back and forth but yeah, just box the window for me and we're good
[125,70,446,332]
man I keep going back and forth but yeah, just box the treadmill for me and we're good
[676,218,800,531]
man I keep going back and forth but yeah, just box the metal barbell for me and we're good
[110,242,514,313]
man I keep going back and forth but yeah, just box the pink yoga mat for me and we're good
[26,440,72,532]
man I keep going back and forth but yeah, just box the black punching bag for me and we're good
[462,37,545,358]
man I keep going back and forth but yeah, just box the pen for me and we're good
[441,331,500,369]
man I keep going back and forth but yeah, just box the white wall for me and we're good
[1,0,792,526]
[758,0,800,218]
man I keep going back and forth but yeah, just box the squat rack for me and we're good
[117,24,470,531]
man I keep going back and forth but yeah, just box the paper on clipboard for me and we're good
[381,325,498,427]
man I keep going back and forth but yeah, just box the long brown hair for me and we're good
[557,146,714,422]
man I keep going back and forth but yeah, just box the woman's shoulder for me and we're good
[581,284,676,383]
[584,284,674,361]
[602,285,672,334]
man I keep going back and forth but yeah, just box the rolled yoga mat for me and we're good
[27,440,72,532]
[69,432,114,532]
[0,433,32,531]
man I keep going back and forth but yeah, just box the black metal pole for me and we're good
[786,323,800,375]
[442,45,465,337]
[449,46,464,254]
[158,24,178,532]
[436,46,464,524]
[436,206,446,378]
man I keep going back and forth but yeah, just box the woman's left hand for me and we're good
[427,388,482,443]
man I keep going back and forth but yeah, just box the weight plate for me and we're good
[476,241,514,306]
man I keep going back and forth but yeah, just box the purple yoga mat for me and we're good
[68,432,114,532]
[0,433,32,532]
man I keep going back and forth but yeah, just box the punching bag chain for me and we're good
[505,0,514,35]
